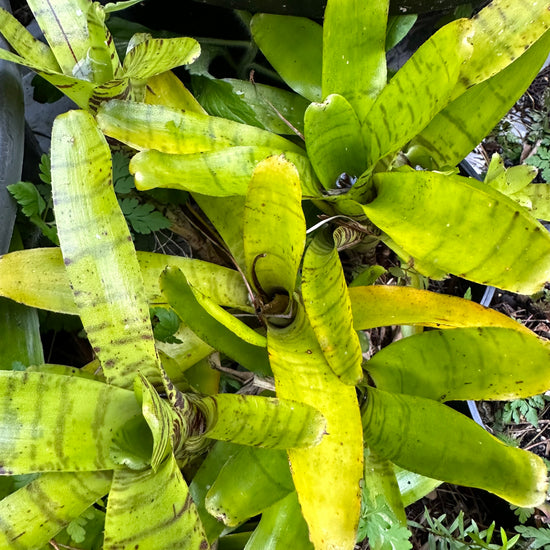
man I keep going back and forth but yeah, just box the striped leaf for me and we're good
[245,491,313,550]
[130,146,318,197]
[97,99,304,155]
[205,447,293,527]
[26,0,91,77]
[243,155,306,297]
[362,387,548,507]
[304,94,368,190]
[267,302,363,549]
[362,171,550,294]
[367,327,550,402]
[0,370,140,474]
[322,0,388,120]
[250,14,322,102]
[361,18,472,167]
[0,471,112,549]
[348,285,532,333]
[302,229,363,385]
[104,453,208,550]
[145,70,207,114]
[0,7,59,70]
[51,110,161,389]
[457,0,550,92]
[203,394,326,449]
[0,247,251,315]
[407,29,550,169]
[160,266,271,376]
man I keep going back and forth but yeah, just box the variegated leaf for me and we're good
[51,110,161,389]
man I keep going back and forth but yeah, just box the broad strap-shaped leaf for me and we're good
[245,491,313,550]
[267,302,363,549]
[322,0,388,120]
[26,0,91,77]
[394,466,441,508]
[189,441,241,542]
[0,247,251,315]
[304,94,368,190]
[104,453,209,550]
[367,326,550,402]
[362,171,550,294]
[0,471,112,549]
[361,18,472,167]
[243,155,306,297]
[130,146,319,198]
[362,387,548,507]
[514,183,550,222]
[205,447,293,527]
[0,370,140,474]
[348,285,532,333]
[302,229,363,385]
[160,266,271,375]
[193,76,309,135]
[457,0,550,92]
[97,99,304,154]
[51,110,161,389]
[203,394,326,449]
[250,14,322,102]
[0,7,59,70]
[407,29,550,169]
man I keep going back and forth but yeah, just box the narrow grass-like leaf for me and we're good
[408,30,550,169]
[97,99,304,154]
[302,229,363,385]
[367,327,550,402]
[267,302,363,549]
[0,370,140,474]
[243,155,306,297]
[104,453,208,550]
[304,94,368,190]
[349,285,532,333]
[0,248,251,315]
[250,14,322,102]
[160,266,271,375]
[362,171,550,294]
[205,447,293,527]
[245,491,313,550]
[131,147,319,197]
[322,0,388,120]
[203,394,326,449]
[51,110,161,389]
[361,18,472,167]
[362,387,548,507]
[0,471,112,549]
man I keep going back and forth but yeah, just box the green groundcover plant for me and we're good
[2,0,550,549]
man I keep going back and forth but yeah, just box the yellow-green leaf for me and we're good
[363,387,548,508]
[362,171,550,294]
[51,110,160,389]
[243,155,306,297]
[348,285,532,333]
[302,229,363,385]
[367,326,550,402]
[267,302,363,549]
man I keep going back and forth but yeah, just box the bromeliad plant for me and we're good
[0,0,203,111]
[0,111,329,549]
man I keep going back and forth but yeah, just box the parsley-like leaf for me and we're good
[119,197,171,234]
[150,307,182,344]
[112,152,135,194]
[8,181,46,218]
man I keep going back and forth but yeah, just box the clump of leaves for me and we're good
[515,525,550,549]
[495,394,550,429]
